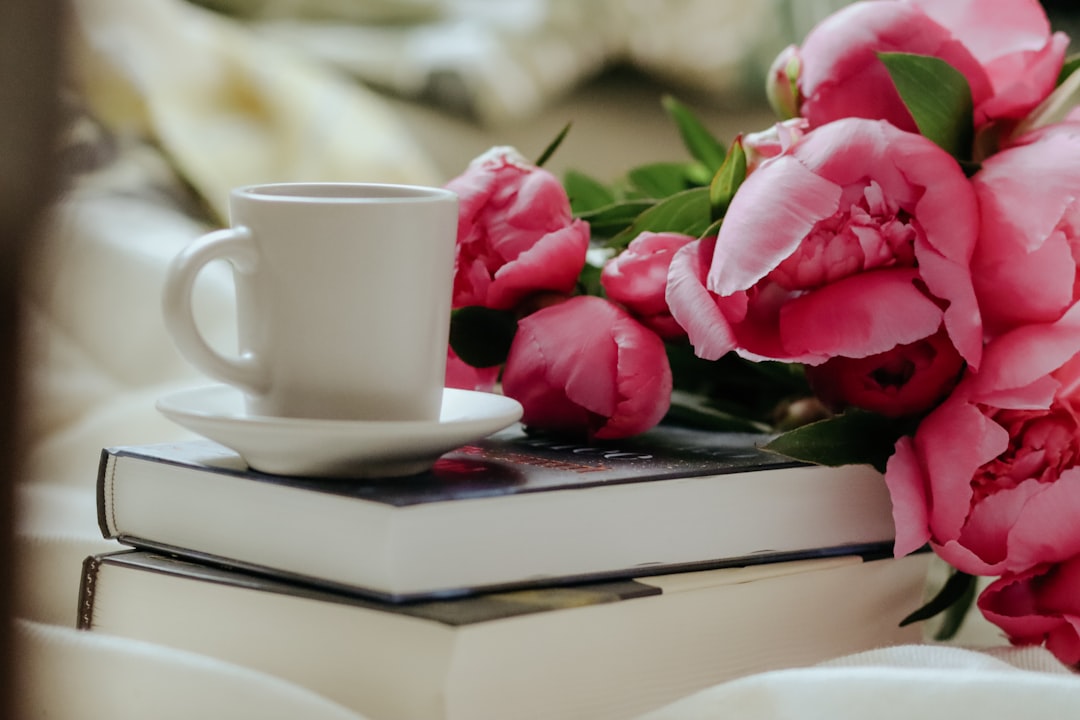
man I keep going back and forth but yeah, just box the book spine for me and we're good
[76,554,102,630]
[96,449,118,539]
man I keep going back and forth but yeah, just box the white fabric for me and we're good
[636,645,1080,719]
[15,620,368,720]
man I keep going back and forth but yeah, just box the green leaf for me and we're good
[576,199,656,238]
[1058,52,1080,87]
[565,169,615,214]
[627,162,694,199]
[899,569,976,641]
[934,573,977,641]
[535,122,572,168]
[664,346,811,426]
[607,187,712,251]
[664,390,773,434]
[709,137,747,221]
[662,95,726,172]
[764,409,918,473]
[449,306,518,368]
[879,52,974,159]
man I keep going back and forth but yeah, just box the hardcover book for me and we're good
[79,549,929,720]
[98,425,898,600]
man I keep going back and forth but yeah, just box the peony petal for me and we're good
[488,219,589,309]
[506,169,574,231]
[979,568,1063,641]
[974,135,1080,256]
[536,299,620,418]
[503,325,594,431]
[667,239,742,360]
[980,562,1080,665]
[975,376,1062,411]
[909,0,1052,60]
[973,231,1075,334]
[977,33,1069,121]
[599,313,672,439]
[1005,469,1080,571]
[971,132,1080,332]
[918,393,1011,542]
[884,436,933,557]
[778,269,943,359]
[909,245,984,368]
[708,154,841,296]
[973,302,1080,402]
[954,478,1047,573]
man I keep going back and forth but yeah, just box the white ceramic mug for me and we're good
[162,182,459,422]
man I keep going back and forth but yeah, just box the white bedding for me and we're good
[16,0,1077,716]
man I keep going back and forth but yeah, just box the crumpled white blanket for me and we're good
[637,644,1080,720]
[210,0,858,125]
[15,0,1079,717]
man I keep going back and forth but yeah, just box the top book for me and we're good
[98,424,898,601]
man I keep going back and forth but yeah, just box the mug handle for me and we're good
[162,226,268,393]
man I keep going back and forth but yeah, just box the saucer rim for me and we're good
[155,384,522,432]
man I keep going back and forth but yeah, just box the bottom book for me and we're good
[78,550,929,720]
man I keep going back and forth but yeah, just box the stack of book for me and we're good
[80,423,928,720]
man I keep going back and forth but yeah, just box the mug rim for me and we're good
[232,182,457,203]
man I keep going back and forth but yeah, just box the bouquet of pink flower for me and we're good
[445,0,1080,666]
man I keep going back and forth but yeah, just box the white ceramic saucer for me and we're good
[156,385,523,479]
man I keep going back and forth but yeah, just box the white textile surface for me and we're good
[15,619,368,719]
[15,0,1079,717]
[637,645,1080,719]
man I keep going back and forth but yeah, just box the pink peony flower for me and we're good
[971,121,1080,338]
[979,560,1080,667]
[804,327,964,417]
[884,305,1080,571]
[666,117,982,370]
[501,295,672,440]
[446,146,590,311]
[779,0,1065,132]
[600,231,695,339]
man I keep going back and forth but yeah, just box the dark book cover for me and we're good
[100,424,807,511]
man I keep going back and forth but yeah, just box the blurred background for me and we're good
[181,0,854,180]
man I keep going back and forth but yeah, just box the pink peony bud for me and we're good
[804,327,965,418]
[501,296,672,440]
[446,146,590,312]
[765,44,802,120]
[600,231,695,340]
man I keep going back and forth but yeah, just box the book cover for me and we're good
[79,549,930,720]
[98,425,899,600]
